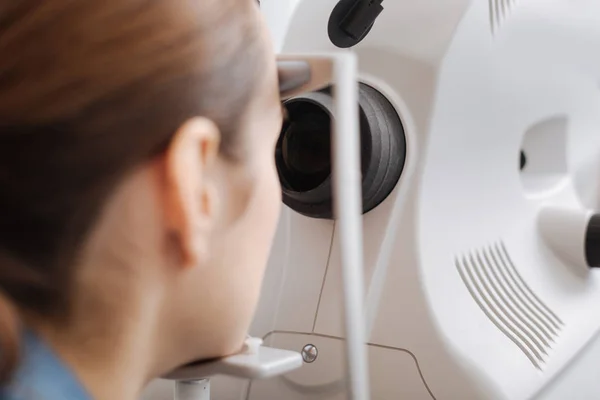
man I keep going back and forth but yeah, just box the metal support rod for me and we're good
[332,52,370,400]
[174,379,210,400]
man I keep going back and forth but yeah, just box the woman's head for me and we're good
[0,0,282,381]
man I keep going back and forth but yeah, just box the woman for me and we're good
[0,0,283,399]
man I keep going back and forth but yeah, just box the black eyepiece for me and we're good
[275,83,406,219]
[278,99,332,193]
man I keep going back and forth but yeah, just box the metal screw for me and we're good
[301,344,318,363]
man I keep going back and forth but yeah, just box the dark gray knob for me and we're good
[585,214,600,268]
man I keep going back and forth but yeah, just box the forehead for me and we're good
[251,9,280,107]
[235,34,281,147]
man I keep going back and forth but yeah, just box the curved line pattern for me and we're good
[487,246,560,337]
[471,252,548,356]
[489,0,517,34]
[461,255,543,366]
[456,259,541,368]
[498,242,563,327]
[481,249,555,343]
[456,241,563,370]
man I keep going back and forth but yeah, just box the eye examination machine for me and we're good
[159,0,600,399]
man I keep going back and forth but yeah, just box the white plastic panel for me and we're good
[417,0,600,398]
[250,208,334,336]
[279,0,472,66]
[251,1,600,400]
[313,185,406,338]
[311,68,427,342]
[248,332,433,400]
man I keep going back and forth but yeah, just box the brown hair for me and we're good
[0,0,264,381]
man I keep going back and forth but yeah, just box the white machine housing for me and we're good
[212,0,600,399]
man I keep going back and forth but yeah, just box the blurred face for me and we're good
[80,0,284,374]
[15,0,286,385]
[160,3,284,365]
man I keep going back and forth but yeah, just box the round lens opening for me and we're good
[276,100,332,192]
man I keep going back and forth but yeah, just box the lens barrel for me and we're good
[276,83,406,219]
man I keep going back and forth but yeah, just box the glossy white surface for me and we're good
[252,0,600,399]
[138,1,600,399]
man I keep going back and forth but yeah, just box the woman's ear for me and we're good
[162,117,221,269]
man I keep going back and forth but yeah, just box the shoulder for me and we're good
[0,331,92,400]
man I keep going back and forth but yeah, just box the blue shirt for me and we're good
[0,331,92,400]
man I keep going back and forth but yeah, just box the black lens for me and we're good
[276,84,406,220]
[277,100,332,192]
